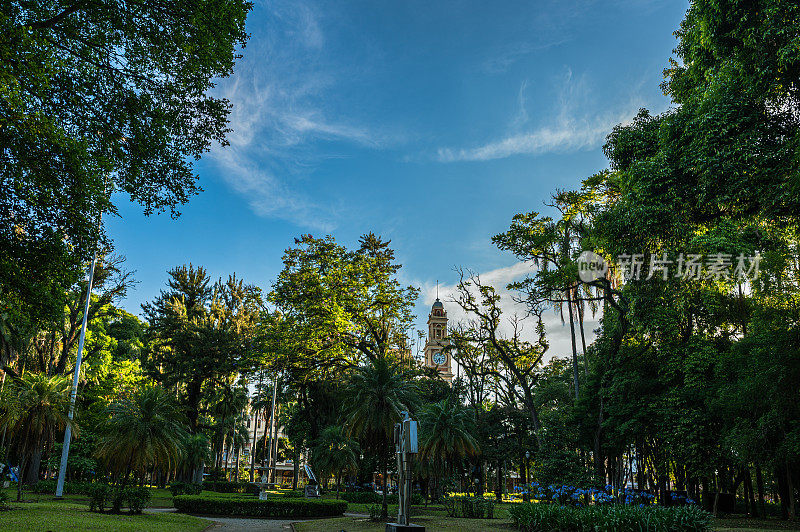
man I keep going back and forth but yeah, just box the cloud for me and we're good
[437,69,645,162]
[416,262,601,363]
[208,0,383,229]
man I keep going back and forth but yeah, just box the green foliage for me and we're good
[88,484,112,513]
[168,482,202,497]
[142,265,263,432]
[0,490,8,511]
[508,503,712,532]
[31,480,93,495]
[95,385,187,478]
[0,373,75,499]
[121,487,151,514]
[442,495,495,519]
[368,503,382,521]
[173,495,347,518]
[0,0,252,345]
[201,481,260,495]
[88,484,151,514]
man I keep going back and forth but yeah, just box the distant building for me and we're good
[423,298,453,382]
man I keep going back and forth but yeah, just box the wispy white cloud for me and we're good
[415,261,601,363]
[437,69,645,163]
[209,0,384,229]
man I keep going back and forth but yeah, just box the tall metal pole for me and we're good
[55,252,97,497]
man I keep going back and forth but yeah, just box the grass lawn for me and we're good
[295,504,515,532]
[0,499,208,532]
[713,516,800,531]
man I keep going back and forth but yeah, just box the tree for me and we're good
[313,425,359,499]
[270,234,419,369]
[418,398,478,499]
[1,0,253,351]
[96,385,187,495]
[451,270,549,451]
[344,356,419,519]
[0,373,74,501]
[142,265,262,433]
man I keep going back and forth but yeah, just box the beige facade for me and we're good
[423,298,453,382]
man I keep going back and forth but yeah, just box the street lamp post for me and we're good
[55,252,97,497]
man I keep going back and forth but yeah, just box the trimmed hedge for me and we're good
[509,503,712,532]
[32,479,94,495]
[202,480,260,495]
[168,481,203,496]
[173,495,347,518]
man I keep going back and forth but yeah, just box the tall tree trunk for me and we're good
[566,289,580,399]
[292,450,299,490]
[495,460,503,502]
[577,300,588,376]
[787,460,796,520]
[249,373,263,482]
[267,376,278,483]
[756,461,766,518]
[381,451,389,519]
[24,441,43,486]
[745,468,757,517]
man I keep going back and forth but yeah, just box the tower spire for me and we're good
[436,279,439,300]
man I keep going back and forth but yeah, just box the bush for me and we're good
[89,484,112,513]
[32,479,94,495]
[443,495,495,519]
[89,484,151,514]
[509,503,712,532]
[368,503,382,521]
[173,495,347,518]
[202,480,260,495]
[123,487,152,514]
[169,481,203,496]
[0,490,9,511]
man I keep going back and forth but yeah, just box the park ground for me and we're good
[1,488,799,531]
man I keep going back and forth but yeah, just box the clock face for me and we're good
[432,352,446,365]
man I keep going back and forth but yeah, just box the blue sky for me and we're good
[109,0,688,357]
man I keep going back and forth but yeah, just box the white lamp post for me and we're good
[55,252,97,497]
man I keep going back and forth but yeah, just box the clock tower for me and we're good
[424,298,453,382]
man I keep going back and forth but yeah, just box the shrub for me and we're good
[169,481,203,496]
[442,495,494,519]
[509,503,712,532]
[368,503,382,521]
[89,484,112,513]
[173,495,347,518]
[89,484,151,514]
[32,479,94,495]
[0,490,9,511]
[202,480,260,495]
[124,487,152,514]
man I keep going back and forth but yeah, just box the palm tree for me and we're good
[181,433,210,483]
[345,356,419,518]
[96,385,187,492]
[313,425,359,499]
[0,373,74,501]
[419,398,478,500]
